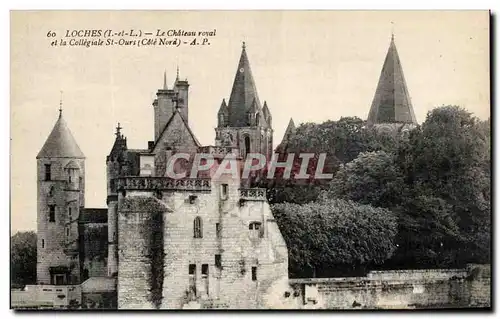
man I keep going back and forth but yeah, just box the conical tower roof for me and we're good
[367,36,417,126]
[227,42,262,127]
[37,112,85,159]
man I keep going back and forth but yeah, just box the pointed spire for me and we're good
[163,70,168,90]
[37,112,85,159]
[262,101,271,118]
[218,98,228,114]
[367,36,417,126]
[285,118,296,135]
[227,42,262,127]
[176,64,180,82]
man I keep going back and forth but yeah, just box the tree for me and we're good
[266,117,404,205]
[403,106,491,264]
[325,151,408,209]
[272,199,397,278]
[11,231,37,287]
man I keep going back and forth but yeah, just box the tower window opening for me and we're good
[221,184,229,200]
[215,254,222,269]
[194,216,203,238]
[252,266,257,281]
[49,205,56,222]
[44,164,51,181]
[189,264,196,275]
[66,228,69,236]
[41,239,45,248]
[202,264,209,277]
[68,207,72,217]
[244,135,251,155]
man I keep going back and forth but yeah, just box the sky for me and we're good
[10,10,490,233]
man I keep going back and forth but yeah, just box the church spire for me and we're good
[367,35,417,126]
[227,42,262,127]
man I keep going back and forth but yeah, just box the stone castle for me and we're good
[30,38,490,310]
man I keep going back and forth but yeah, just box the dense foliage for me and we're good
[273,199,397,278]
[11,231,37,287]
[271,106,490,275]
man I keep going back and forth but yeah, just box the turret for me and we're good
[36,105,85,285]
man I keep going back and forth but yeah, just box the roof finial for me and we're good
[115,122,122,138]
[242,41,246,49]
[59,90,63,117]
[163,70,168,90]
[176,64,180,81]
[391,21,395,42]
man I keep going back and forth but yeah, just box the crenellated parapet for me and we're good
[113,177,212,192]
[239,188,266,201]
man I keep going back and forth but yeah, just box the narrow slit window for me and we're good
[68,207,72,217]
[194,216,203,238]
[215,254,222,269]
[44,164,51,181]
[252,267,257,281]
[221,184,228,200]
[41,239,45,248]
[49,205,56,222]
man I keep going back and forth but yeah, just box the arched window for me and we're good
[244,135,251,155]
[194,216,203,238]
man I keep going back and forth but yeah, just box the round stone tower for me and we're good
[36,109,85,285]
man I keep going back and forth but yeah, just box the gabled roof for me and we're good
[153,109,201,151]
[367,36,417,126]
[227,43,262,127]
[37,113,85,159]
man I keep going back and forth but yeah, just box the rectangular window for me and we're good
[68,207,72,217]
[49,205,56,222]
[44,164,51,181]
[216,223,221,238]
[252,267,257,281]
[68,175,72,183]
[215,254,222,269]
[202,264,209,277]
[66,228,69,236]
[189,264,196,275]
[41,239,44,248]
[221,184,228,200]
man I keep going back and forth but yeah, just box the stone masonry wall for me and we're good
[276,264,491,310]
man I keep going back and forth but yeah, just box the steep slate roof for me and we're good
[367,36,417,126]
[37,113,85,159]
[153,109,201,150]
[227,43,262,127]
[277,118,296,151]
